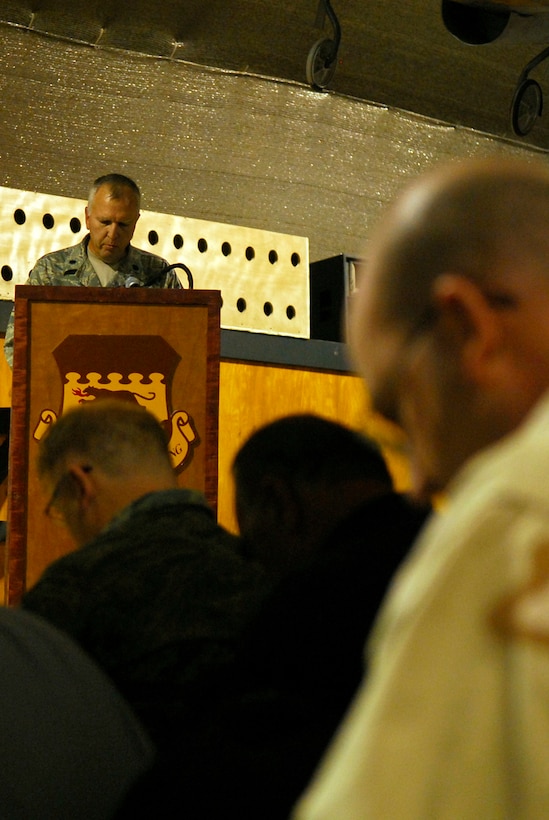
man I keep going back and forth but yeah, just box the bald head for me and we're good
[349,156,549,499]
[356,156,549,335]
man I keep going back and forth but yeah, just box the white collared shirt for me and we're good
[294,390,549,820]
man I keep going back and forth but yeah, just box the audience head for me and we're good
[0,607,153,819]
[232,413,394,577]
[85,173,141,264]
[39,399,177,546]
[349,156,549,502]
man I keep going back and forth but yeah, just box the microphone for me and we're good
[125,275,142,288]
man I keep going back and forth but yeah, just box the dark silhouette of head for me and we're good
[232,413,394,577]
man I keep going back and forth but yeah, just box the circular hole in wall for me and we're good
[263,302,273,316]
[268,250,278,264]
[221,241,232,257]
[1,265,13,281]
[70,217,81,233]
[286,305,296,320]
[13,209,26,225]
[245,246,255,261]
[198,238,208,253]
[173,234,184,250]
[148,230,159,246]
[236,298,247,313]
[42,213,54,229]
[291,252,301,267]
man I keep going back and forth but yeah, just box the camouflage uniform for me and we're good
[3,235,179,366]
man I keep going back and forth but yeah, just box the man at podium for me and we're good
[3,172,181,366]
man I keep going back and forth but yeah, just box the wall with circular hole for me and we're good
[0,187,310,337]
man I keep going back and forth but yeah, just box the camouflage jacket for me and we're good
[3,235,179,366]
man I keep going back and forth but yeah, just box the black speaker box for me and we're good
[309,254,358,342]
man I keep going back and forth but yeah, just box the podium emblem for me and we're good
[33,334,197,472]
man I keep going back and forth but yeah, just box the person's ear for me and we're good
[84,205,90,229]
[65,463,96,511]
[432,273,503,383]
[257,475,302,534]
[235,476,300,539]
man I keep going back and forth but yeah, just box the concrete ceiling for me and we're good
[3,0,549,150]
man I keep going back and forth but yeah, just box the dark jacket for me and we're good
[116,491,431,819]
[22,489,269,746]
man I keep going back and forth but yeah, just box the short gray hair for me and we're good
[88,173,141,210]
[37,399,171,479]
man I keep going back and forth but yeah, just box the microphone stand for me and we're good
[125,263,194,289]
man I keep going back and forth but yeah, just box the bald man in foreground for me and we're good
[294,156,549,818]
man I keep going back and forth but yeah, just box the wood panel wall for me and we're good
[0,347,411,602]
[217,360,411,534]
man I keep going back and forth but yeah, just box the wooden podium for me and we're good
[6,285,221,606]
